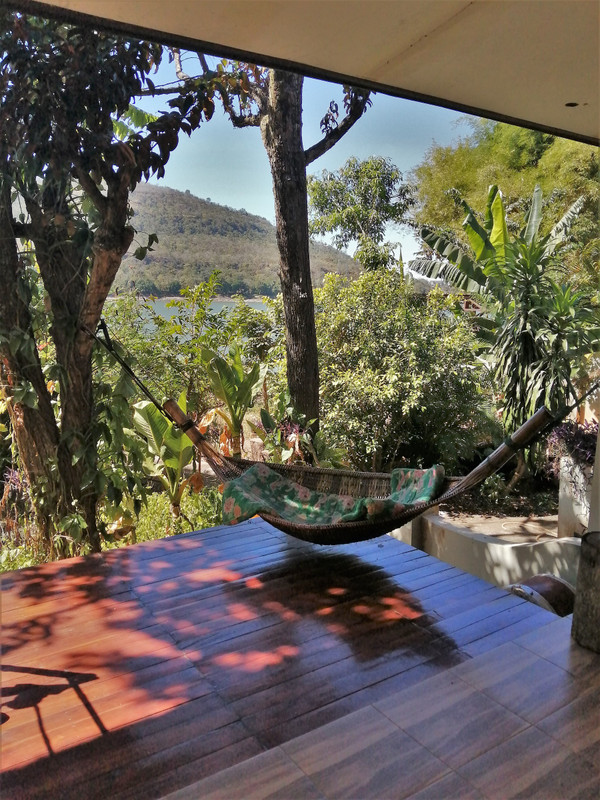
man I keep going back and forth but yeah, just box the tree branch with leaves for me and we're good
[308,155,414,271]
[171,55,372,426]
[0,12,222,554]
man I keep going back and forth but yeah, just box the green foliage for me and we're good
[226,296,283,363]
[248,390,348,468]
[308,156,414,270]
[113,104,158,140]
[0,543,42,573]
[307,430,350,470]
[201,344,262,455]
[0,328,151,559]
[101,292,166,391]
[248,402,302,463]
[132,391,194,512]
[104,275,235,415]
[131,487,223,541]
[0,11,220,554]
[0,483,224,571]
[1,13,164,188]
[116,184,359,296]
[314,271,489,472]
[479,473,509,506]
[353,239,398,272]
[490,250,599,430]
[0,468,44,571]
[92,344,149,511]
[411,120,599,288]
[158,280,231,407]
[419,185,600,432]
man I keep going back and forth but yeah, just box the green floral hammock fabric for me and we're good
[222,462,445,527]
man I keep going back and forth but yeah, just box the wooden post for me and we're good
[587,427,600,531]
[572,531,600,652]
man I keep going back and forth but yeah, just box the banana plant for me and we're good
[417,184,584,298]
[132,391,196,517]
[201,344,262,457]
[415,185,600,473]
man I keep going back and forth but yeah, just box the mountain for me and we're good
[115,183,360,297]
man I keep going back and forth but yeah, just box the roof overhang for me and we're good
[11,0,600,146]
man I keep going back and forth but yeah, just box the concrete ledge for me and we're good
[390,512,581,588]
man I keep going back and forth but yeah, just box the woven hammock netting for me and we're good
[163,400,554,546]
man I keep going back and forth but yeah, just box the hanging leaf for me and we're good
[187,471,205,493]
[132,391,193,509]
[522,184,543,245]
[486,186,509,263]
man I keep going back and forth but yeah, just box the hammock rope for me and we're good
[85,319,599,546]
[164,398,553,544]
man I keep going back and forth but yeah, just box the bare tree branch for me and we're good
[197,52,210,73]
[220,82,267,128]
[173,48,190,81]
[74,167,108,215]
[229,112,262,128]
[137,85,184,96]
[304,93,371,165]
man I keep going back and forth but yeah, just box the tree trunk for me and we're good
[1,175,132,555]
[261,70,319,428]
[0,184,62,545]
[29,198,133,554]
[505,449,528,493]
[572,530,600,652]
[26,204,103,552]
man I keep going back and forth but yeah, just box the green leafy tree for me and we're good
[167,53,372,427]
[308,156,414,270]
[411,120,599,287]
[225,296,284,412]
[417,186,600,460]
[132,391,195,518]
[103,277,234,420]
[0,13,220,554]
[314,271,490,472]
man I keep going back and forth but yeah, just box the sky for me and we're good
[138,55,475,261]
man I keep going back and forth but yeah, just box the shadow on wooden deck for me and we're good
[1,518,563,799]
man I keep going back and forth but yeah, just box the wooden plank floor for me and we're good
[171,616,600,800]
[0,518,589,799]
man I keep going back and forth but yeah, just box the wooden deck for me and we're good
[2,518,599,799]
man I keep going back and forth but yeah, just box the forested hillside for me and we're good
[116,183,360,296]
[411,123,599,254]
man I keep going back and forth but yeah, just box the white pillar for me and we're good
[588,428,600,532]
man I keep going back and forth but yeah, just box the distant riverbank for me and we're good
[148,296,268,318]
[151,295,267,304]
[106,294,269,324]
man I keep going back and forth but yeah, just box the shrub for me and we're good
[546,420,598,480]
[315,271,490,472]
[0,469,45,572]
[132,486,223,542]
[0,544,42,572]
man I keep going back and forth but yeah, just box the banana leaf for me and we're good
[522,184,543,245]
[133,391,193,498]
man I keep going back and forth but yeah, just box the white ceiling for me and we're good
[18,0,600,144]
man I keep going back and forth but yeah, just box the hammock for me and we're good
[85,320,575,547]
[163,399,553,546]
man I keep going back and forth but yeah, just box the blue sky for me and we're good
[139,56,475,260]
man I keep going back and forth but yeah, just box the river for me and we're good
[148,296,267,319]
